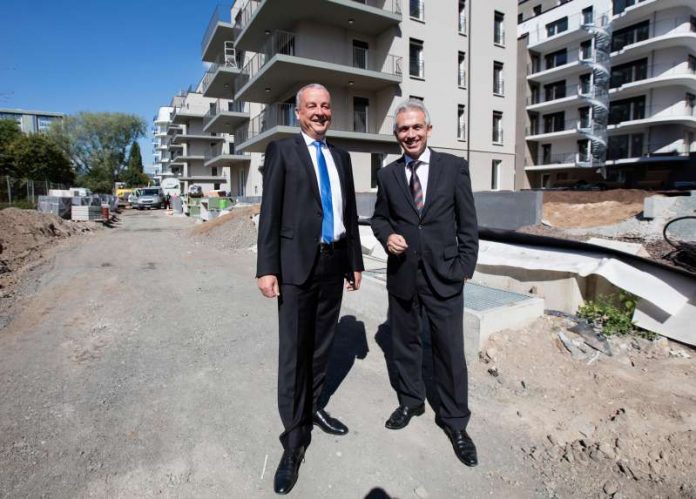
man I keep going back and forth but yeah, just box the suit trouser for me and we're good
[388,264,471,431]
[277,245,346,450]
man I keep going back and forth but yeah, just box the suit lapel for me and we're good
[420,149,442,220]
[391,156,420,217]
[293,134,321,206]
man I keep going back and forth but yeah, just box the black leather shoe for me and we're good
[273,447,305,495]
[442,426,478,467]
[313,409,349,435]
[385,404,425,429]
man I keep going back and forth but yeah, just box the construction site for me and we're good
[0,188,694,498]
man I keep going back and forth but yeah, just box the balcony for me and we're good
[170,128,226,145]
[527,10,609,52]
[201,4,236,62]
[203,99,250,133]
[610,63,696,97]
[526,117,583,140]
[171,105,209,124]
[525,152,578,170]
[606,140,691,164]
[234,31,402,103]
[234,102,399,153]
[234,0,401,52]
[202,54,242,99]
[613,0,695,23]
[608,103,696,132]
[610,16,696,65]
[204,142,251,168]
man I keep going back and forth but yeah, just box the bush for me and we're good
[577,291,655,339]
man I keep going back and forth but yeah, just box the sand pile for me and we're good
[543,190,652,228]
[189,205,260,251]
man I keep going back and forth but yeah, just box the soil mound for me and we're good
[542,190,653,228]
[189,205,260,251]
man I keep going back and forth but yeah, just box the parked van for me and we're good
[134,187,164,210]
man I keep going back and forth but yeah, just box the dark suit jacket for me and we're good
[371,150,478,300]
[256,134,364,285]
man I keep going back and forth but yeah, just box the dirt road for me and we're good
[1,210,693,498]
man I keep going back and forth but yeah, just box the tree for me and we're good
[122,141,150,187]
[9,134,75,184]
[0,119,22,175]
[48,112,146,192]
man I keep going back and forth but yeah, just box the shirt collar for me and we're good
[301,131,326,147]
[404,147,431,166]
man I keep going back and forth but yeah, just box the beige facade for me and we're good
[192,0,519,197]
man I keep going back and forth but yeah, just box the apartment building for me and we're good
[0,108,64,134]
[517,0,696,190]
[152,106,173,179]
[197,0,518,197]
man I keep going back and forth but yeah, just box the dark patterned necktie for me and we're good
[408,160,424,212]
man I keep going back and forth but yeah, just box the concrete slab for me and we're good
[344,257,545,363]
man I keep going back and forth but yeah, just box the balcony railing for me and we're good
[202,53,241,94]
[236,103,394,145]
[235,30,402,91]
[525,10,610,46]
[205,142,248,161]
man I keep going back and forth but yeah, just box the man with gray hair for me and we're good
[371,98,479,467]
[256,83,364,494]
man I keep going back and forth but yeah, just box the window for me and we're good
[580,39,592,60]
[353,97,369,133]
[491,160,501,190]
[533,5,542,16]
[492,111,503,143]
[579,73,592,94]
[212,166,218,176]
[353,40,369,69]
[238,169,246,197]
[541,144,552,164]
[546,17,568,37]
[494,11,505,45]
[530,83,540,104]
[582,7,594,25]
[544,80,566,102]
[458,52,466,87]
[608,134,644,159]
[214,182,221,190]
[409,95,424,101]
[409,39,424,78]
[545,49,567,70]
[410,0,424,20]
[458,1,467,34]
[371,153,385,188]
[529,113,539,135]
[687,93,696,115]
[577,139,591,162]
[458,105,466,140]
[613,0,643,16]
[689,55,696,72]
[611,21,649,52]
[543,111,565,133]
[578,106,591,128]
[493,62,504,95]
[609,96,646,124]
[610,59,648,88]
[691,16,696,32]
[36,116,56,133]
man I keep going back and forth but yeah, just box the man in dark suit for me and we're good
[371,99,479,467]
[256,83,364,494]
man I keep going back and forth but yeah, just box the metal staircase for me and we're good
[576,13,612,174]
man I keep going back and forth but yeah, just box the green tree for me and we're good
[49,112,146,192]
[9,134,75,184]
[0,119,22,175]
[122,141,150,187]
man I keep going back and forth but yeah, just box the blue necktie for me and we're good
[313,141,334,243]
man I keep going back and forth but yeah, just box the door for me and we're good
[353,97,369,133]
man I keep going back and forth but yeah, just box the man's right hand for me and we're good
[257,275,280,298]
[386,234,408,255]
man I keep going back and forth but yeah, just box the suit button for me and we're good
[418,224,423,229]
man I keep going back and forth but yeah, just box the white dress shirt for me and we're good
[404,147,431,205]
[301,132,346,241]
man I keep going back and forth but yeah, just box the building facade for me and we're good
[192,0,518,197]
[0,108,64,134]
[517,0,696,189]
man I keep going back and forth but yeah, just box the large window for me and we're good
[458,1,467,34]
[353,97,369,133]
[577,139,591,162]
[582,6,594,25]
[613,0,647,16]
[545,49,567,70]
[409,38,424,78]
[580,39,592,60]
[610,58,648,88]
[494,11,505,45]
[578,106,591,128]
[458,105,466,140]
[410,0,424,20]
[353,40,369,69]
[458,52,466,87]
[544,80,566,101]
[608,134,644,159]
[609,96,646,124]
[611,21,649,52]
[493,61,504,95]
[546,17,568,37]
[492,111,503,143]
[491,160,501,190]
[543,111,565,133]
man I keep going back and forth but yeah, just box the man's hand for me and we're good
[257,275,280,298]
[386,234,408,255]
[345,271,362,291]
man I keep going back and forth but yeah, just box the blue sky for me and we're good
[0,0,228,171]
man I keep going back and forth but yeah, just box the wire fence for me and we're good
[0,176,69,207]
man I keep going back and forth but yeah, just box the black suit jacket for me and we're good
[371,150,478,300]
[256,134,364,285]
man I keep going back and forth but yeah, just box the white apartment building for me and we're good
[517,0,696,189]
[152,106,173,179]
[198,0,518,197]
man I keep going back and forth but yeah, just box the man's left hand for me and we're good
[345,271,362,291]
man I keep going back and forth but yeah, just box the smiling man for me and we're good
[256,83,364,494]
[371,99,480,467]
